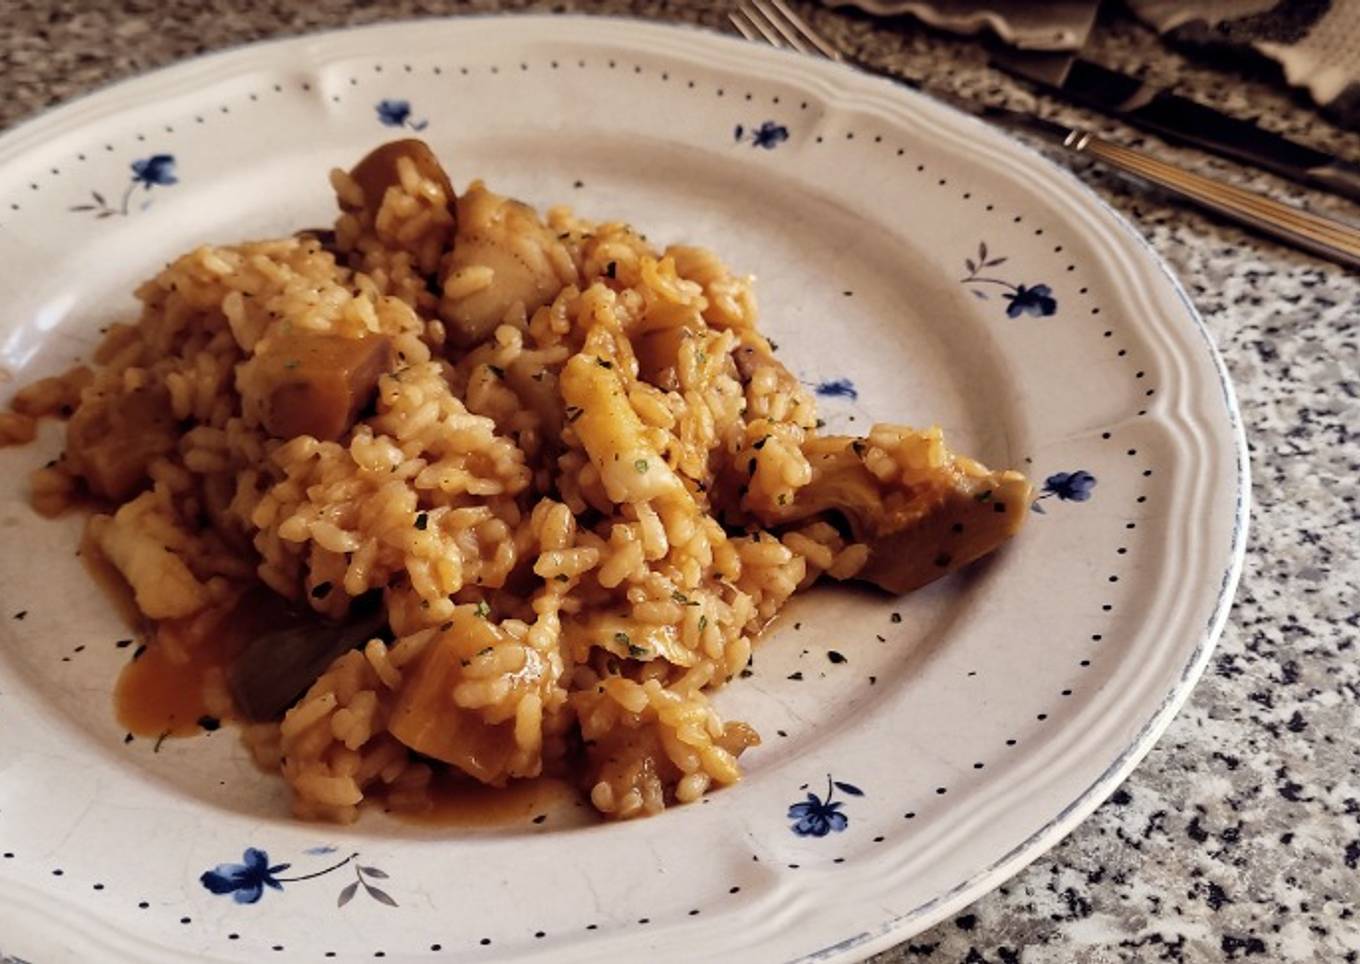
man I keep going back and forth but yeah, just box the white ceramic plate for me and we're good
[0,15,1247,964]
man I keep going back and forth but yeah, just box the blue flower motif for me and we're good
[1003,283,1057,318]
[789,793,848,837]
[74,153,179,218]
[1042,470,1097,502]
[787,775,864,836]
[959,243,1059,318]
[130,154,177,190]
[814,378,858,401]
[200,848,290,904]
[376,99,411,127]
[375,99,427,130]
[735,121,790,149]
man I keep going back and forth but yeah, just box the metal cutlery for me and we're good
[729,0,1360,271]
[991,48,1360,204]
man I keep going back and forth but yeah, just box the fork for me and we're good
[728,0,1360,271]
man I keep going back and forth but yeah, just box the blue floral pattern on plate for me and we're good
[788,775,864,836]
[376,99,428,131]
[960,242,1057,318]
[1032,469,1097,513]
[69,153,177,218]
[200,848,287,904]
[200,848,396,908]
[814,377,858,401]
[734,121,789,149]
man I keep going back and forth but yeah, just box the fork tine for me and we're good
[760,0,843,61]
[739,0,810,53]
[734,3,800,50]
[727,9,764,44]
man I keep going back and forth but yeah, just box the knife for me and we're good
[991,50,1360,204]
[837,55,1360,269]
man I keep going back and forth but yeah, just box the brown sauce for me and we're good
[114,626,239,737]
[394,771,584,828]
[80,523,212,737]
[112,584,300,738]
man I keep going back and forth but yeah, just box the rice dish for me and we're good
[5,140,1032,823]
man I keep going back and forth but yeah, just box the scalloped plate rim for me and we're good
[0,15,1249,964]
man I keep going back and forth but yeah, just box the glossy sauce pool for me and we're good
[111,602,251,739]
[79,525,218,738]
[107,578,299,738]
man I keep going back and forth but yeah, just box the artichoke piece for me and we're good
[763,429,1032,594]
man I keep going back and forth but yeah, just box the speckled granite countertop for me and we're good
[5,1,1359,961]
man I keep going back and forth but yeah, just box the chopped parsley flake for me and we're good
[474,600,491,619]
[627,643,649,659]
[698,615,708,632]
[414,512,428,531]
[633,458,649,474]
[613,631,631,647]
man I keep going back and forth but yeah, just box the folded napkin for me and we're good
[834,0,1360,127]
[826,0,1100,51]
[1126,0,1360,128]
